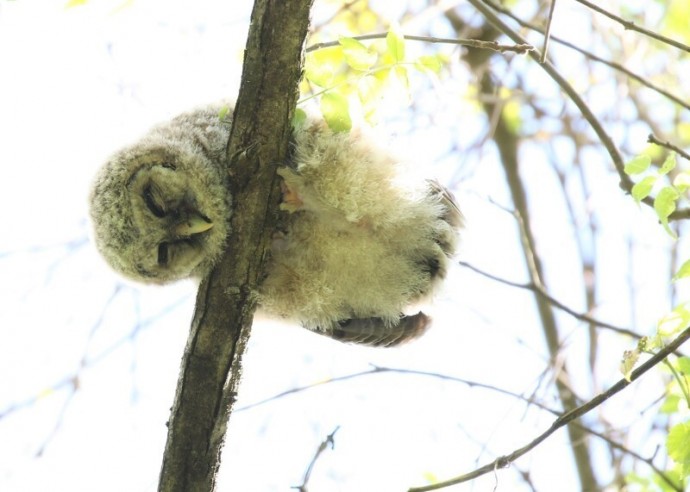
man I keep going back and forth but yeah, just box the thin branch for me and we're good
[0,293,188,421]
[236,364,677,490]
[648,134,690,162]
[237,365,557,413]
[479,0,690,112]
[459,261,643,339]
[463,27,598,485]
[407,325,690,492]
[469,0,627,180]
[571,0,690,53]
[572,422,680,491]
[467,0,690,221]
[646,135,690,220]
[292,426,341,492]
[540,0,557,63]
[306,33,533,54]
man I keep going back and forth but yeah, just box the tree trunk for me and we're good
[158,1,314,490]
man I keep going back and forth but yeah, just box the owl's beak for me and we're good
[175,213,213,236]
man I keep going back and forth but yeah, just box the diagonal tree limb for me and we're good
[158,1,314,490]
[234,364,677,489]
[408,325,690,492]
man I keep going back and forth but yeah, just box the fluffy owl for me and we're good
[89,103,461,347]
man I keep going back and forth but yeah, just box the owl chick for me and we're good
[89,103,461,347]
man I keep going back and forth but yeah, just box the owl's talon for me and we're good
[279,170,304,212]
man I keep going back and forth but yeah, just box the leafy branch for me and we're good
[467,0,690,222]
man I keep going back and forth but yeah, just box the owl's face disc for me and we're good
[125,163,216,282]
[90,143,231,284]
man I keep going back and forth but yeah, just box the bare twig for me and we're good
[572,0,690,53]
[540,0,558,63]
[479,0,690,112]
[0,293,188,421]
[292,426,341,492]
[407,326,690,491]
[458,261,643,339]
[648,134,690,162]
[466,0,690,221]
[468,0,627,180]
[306,33,533,54]
[236,364,677,490]
[237,365,552,413]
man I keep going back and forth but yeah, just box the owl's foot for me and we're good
[271,230,290,251]
[278,168,304,213]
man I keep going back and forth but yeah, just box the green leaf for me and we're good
[320,92,351,132]
[414,55,443,74]
[658,305,690,336]
[218,105,231,121]
[394,65,410,92]
[667,420,690,475]
[502,99,522,135]
[620,349,640,382]
[386,29,405,63]
[673,259,690,281]
[305,64,336,88]
[422,471,438,484]
[339,37,377,71]
[659,153,677,175]
[654,186,680,238]
[292,108,307,129]
[624,472,650,487]
[674,172,690,193]
[624,154,651,175]
[631,175,657,202]
[660,394,681,414]
[357,74,384,103]
[678,357,690,376]
[304,48,343,88]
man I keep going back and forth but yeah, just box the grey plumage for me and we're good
[89,103,461,346]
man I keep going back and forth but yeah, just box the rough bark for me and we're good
[158,1,314,490]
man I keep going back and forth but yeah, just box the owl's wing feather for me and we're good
[427,179,463,230]
[314,312,431,347]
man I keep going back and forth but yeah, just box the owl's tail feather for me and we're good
[323,312,431,347]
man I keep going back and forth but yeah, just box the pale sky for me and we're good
[0,1,680,491]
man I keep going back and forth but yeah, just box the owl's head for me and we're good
[89,106,232,284]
